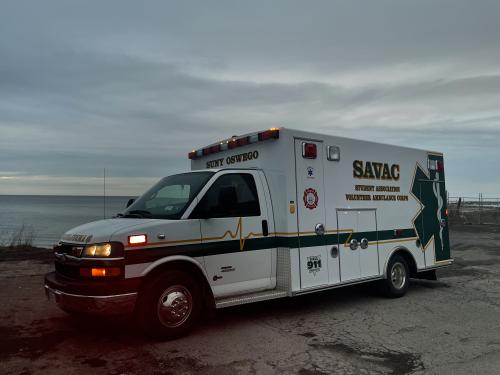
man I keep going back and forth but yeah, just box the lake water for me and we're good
[0,195,134,248]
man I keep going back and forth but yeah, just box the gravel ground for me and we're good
[1,225,499,375]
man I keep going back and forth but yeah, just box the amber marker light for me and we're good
[80,267,121,277]
[128,234,147,246]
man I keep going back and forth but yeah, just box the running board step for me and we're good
[215,290,288,309]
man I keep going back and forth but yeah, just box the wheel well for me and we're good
[138,260,215,314]
[389,249,418,278]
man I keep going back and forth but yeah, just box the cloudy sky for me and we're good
[1,0,499,196]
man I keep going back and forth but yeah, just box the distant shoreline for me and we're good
[0,194,135,197]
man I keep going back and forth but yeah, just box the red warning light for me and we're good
[303,143,317,159]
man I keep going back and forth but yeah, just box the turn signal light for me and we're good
[80,267,121,277]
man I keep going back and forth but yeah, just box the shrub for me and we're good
[6,223,36,249]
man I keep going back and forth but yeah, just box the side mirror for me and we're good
[126,198,135,208]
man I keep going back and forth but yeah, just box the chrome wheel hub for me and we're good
[157,285,192,328]
[391,262,406,290]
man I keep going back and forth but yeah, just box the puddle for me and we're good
[310,342,424,375]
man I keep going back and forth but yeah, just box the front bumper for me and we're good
[44,272,139,315]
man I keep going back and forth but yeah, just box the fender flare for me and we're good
[141,255,208,279]
[382,246,418,278]
[139,255,215,312]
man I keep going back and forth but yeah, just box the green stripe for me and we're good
[125,228,417,265]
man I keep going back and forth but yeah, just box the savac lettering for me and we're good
[353,160,400,181]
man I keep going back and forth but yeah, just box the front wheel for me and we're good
[136,270,201,340]
[381,255,409,298]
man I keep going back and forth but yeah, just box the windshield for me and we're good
[123,172,214,219]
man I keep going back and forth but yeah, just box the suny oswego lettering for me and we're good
[206,150,259,168]
[353,160,400,181]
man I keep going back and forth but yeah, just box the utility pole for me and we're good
[103,168,106,219]
[478,192,482,225]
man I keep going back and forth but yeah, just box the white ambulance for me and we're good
[45,127,452,339]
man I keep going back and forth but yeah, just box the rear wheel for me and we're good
[137,270,201,340]
[381,255,409,298]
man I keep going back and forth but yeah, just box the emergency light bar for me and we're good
[188,128,280,160]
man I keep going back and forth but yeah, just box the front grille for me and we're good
[55,261,80,279]
[55,243,84,257]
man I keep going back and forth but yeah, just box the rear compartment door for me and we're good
[294,138,329,289]
[337,209,379,282]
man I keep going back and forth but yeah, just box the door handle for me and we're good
[315,223,325,236]
[262,220,269,237]
[360,238,369,249]
[349,239,359,250]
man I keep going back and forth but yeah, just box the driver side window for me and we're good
[191,173,261,218]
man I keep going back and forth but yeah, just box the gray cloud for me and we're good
[0,0,499,195]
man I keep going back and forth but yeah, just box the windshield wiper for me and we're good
[123,210,153,218]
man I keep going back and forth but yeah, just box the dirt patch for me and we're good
[300,332,317,338]
[436,255,499,278]
[298,368,329,375]
[0,324,71,361]
[0,246,53,263]
[82,357,107,368]
[411,279,450,289]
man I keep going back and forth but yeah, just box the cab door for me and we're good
[191,171,273,298]
[294,139,329,289]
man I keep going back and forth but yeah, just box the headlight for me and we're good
[82,243,112,257]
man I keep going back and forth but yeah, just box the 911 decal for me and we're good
[307,255,322,275]
[303,188,319,210]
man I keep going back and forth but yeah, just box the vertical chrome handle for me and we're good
[315,223,325,235]
[360,238,369,249]
[349,239,359,250]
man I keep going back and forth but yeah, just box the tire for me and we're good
[136,270,201,340]
[381,255,409,298]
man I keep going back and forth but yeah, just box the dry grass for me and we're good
[0,223,36,249]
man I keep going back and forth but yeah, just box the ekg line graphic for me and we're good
[202,217,262,251]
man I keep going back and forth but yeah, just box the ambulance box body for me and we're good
[45,127,452,339]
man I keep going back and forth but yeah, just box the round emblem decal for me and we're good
[303,188,319,210]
